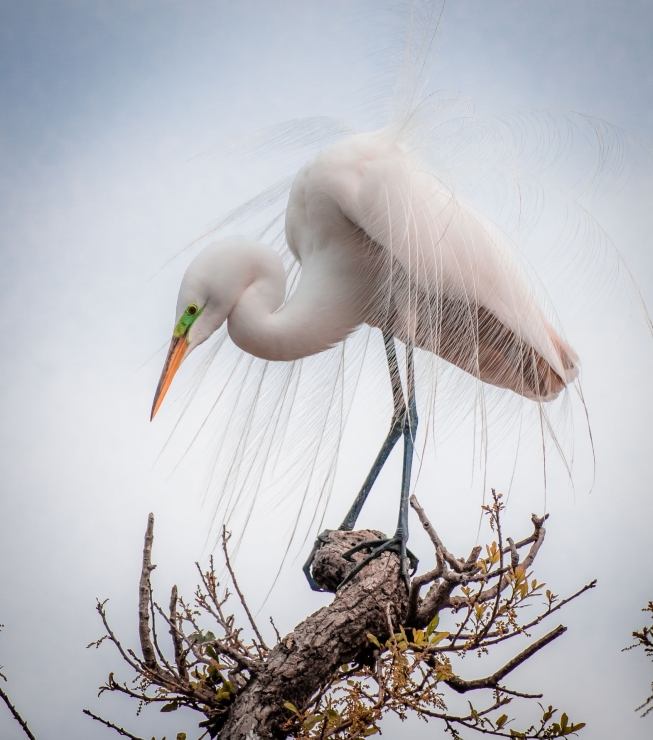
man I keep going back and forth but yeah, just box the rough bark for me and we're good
[219,529,407,740]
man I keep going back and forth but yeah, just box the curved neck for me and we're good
[227,248,361,362]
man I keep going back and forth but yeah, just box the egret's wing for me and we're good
[328,131,578,400]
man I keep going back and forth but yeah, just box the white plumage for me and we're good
[150,124,582,586]
[155,128,578,413]
[149,2,649,581]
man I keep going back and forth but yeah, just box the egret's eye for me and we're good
[187,304,198,315]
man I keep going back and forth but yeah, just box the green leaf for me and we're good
[160,701,179,712]
[302,714,324,730]
[425,614,440,637]
[283,701,299,714]
[367,633,381,648]
[176,734,187,740]
[429,631,450,646]
[362,728,379,736]
[496,714,508,729]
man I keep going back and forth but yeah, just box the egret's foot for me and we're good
[302,529,333,592]
[340,535,418,591]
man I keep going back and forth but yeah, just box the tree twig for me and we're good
[445,625,566,693]
[0,684,37,740]
[221,526,268,651]
[169,584,188,678]
[83,709,148,740]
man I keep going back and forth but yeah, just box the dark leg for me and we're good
[302,333,413,592]
[339,341,419,590]
[339,332,406,531]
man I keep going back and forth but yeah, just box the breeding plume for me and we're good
[151,128,579,587]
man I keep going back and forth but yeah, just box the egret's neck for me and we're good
[227,247,362,362]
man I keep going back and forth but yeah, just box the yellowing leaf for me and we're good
[367,633,381,648]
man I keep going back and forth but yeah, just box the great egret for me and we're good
[150,128,579,588]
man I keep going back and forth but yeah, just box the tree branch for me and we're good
[90,503,591,740]
[445,625,566,693]
[0,684,37,740]
[222,527,268,651]
[83,709,148,740]
[138,513,160,674]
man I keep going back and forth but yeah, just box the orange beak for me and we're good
[151,335,188,420]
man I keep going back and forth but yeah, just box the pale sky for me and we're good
[1,2,653,739]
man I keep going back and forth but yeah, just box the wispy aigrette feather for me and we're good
[150,0,652,571]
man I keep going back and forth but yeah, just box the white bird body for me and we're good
[148,3,651,587]
[164,129,578,411]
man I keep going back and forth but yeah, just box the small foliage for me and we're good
[624,601,653,717]
[85,494,593,739]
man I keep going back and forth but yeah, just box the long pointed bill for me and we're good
[151,335,188,420]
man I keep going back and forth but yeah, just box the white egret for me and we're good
[150,127,579,588]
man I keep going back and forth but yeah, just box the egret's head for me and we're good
[150,240,246,420]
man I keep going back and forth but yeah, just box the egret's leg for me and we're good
[338,332,406,531]
[302,332,409,592]
[340,341,419,590]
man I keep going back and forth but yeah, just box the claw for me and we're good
[302,529,333,592]
[339,535,418,591]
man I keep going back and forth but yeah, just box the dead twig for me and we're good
[0,684,37,740]
[221,526,268,652]
[445,625,566,693]
[83,709,148,740]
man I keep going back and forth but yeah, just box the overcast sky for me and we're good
[1,2,653,739]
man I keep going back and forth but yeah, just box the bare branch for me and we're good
[476,580,597,649]
[83,709,148,740]
[210,638,260,674]
[0,684,37,740]
[406,563,443,624]
[221,527,268,651]
[411,495,475,574]
[445,625,566,693]
[169,585,188,678]
[138,513,160,673]
[93,600,141,672]
[269,616,281,643]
